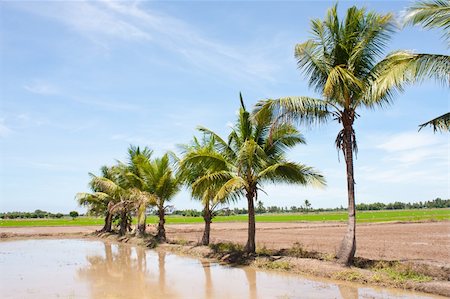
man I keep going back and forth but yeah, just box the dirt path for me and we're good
[2,221,449,264]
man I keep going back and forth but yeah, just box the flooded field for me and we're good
[0,239,443,298]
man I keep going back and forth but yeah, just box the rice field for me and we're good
[0,208,448,227]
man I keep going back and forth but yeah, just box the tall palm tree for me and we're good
[183,95,325,253]
[179,135,231,245]
[254,5,415,264]
[403,0,450,132]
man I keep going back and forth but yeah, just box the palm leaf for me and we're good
[419,112,450,132]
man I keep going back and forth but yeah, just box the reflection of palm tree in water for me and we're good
[201,261,213,298]
[338,284,359,299]
[244,267,258,299]
[78,242,177,298]
[158,251,166,294]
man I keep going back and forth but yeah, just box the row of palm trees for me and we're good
[77,1,449,266]
[77,96,325,250]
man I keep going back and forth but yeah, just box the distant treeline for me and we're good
[355,198,450,211]
[172,197,450,216]
[0,210,79,219]
[2,198,448,219]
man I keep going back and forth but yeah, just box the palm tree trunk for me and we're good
[201,200,211,246]
[99,211,113,233]
[136,203,147,237]
[337,125,357,265]
[119,210,128,236]
[157,204,166,241]
[245,190,256,253]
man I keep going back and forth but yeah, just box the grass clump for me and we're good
[256,245,276,256]
[286,242,320,259]
[333,270,365,282]
[209,242,244,254]
[374,262,432,283]
[254,259,292,271]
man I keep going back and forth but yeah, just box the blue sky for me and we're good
[0,1,448,213]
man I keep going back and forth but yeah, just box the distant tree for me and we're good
[304,200,312,213]
[69,211,79,220]
[256,201,266,214]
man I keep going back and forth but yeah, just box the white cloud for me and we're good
[377,131,441,152]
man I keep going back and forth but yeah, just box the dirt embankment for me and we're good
[1,221,449,264]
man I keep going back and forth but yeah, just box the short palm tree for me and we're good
[179,135,231,245]
[403,0,450,132]
[183,95,325,253]
[134,153,180,241]
[80,163,153,236]
[76,166,116,233]
[255,5,417,264]
[123,146,158,237]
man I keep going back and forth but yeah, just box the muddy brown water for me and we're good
[0,239,443,298]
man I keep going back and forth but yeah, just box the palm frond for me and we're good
[419,112,450,132]
[258,162,326,187]
[254,97,331,127]
[214,177,247,202]
[403,0,450,45]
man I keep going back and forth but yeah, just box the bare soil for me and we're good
[1,221,449,264]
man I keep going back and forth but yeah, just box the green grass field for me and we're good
[1,208,448,227]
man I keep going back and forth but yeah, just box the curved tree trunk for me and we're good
[99,202,114,233]
[136,203,147,237]
[157,204,166,241]
[245,190,256,253]
[119,210,128,236]
[337,123,357,265]
[201,200,211,246]
[99,211,113,233]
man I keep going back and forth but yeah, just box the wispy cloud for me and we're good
[24,80,60,95]
[376,131,447,165]
[23,79,141,112]
[378,131,441,152]
[10,0,283,83]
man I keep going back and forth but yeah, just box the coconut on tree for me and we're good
[254,5,421,265]
[182,94,325,253]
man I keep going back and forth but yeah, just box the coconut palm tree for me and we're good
[254,5,419,264]
[79,162,154,236]
[183,94,325,253]
[403,0,450,132]
[76,166,117,233]
[179,135,231,245]
[122,146,158,237]
[133,153,180,241]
